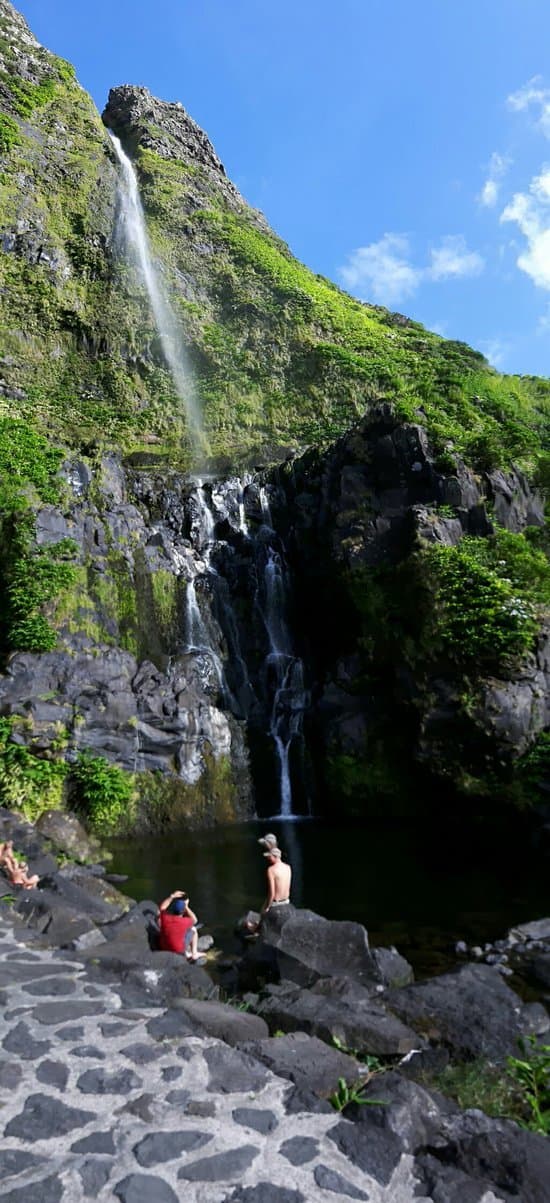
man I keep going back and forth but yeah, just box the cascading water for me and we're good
[255,492,309,818]
[109,133,204,455]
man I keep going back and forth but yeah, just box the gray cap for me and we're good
[258,833,277,850]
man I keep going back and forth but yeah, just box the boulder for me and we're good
[255,977,421,1056]
[82,944,218,1004]
[371,946,414,989]
[239,1031,362,1098]
[509,917,550,944]
[36,870,131,925]
[173,999,269,1046]
[385,963,531,1062]
[14,888,101,948]
[331,1069,550,1202]
[416,1107,550,1203]
[243,906,381,989]
[36,811,102,864]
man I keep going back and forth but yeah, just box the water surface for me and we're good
[107,816,550,978]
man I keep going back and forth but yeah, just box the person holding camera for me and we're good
[158,889,205,963]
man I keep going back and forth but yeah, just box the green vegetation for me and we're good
[507,1036,550,1134]
[427,1059,524,1123]
[0,112,20,154]
[6,534,78,653]
[0,716,67,822]
[329,1076,386,1112]
[72,751,136,835]
[424,542,538,668]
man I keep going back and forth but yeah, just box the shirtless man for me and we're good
[0,841,39,890]
[261,846,292,916]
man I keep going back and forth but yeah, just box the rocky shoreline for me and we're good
[1,805,549,1202]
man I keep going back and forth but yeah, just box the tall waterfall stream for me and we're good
[111,138,309,817]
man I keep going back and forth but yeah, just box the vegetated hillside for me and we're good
[0,0,548,474]
[0,0,549,832]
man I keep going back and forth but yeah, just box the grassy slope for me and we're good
[0,0,548,474]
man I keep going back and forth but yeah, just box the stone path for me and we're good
[0,910,451,1202]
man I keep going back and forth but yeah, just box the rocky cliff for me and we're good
[0,0,549,831]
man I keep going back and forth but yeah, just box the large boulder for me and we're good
[173,999,269,1046]
[36,810,103,864]
[82,943,217,1004]
[14,888,100,948]
[255,977,421,1056]
[240,1031,363,1098]
[243,906,381,989]
[331,1069,550,1202]
[385,963,532,1062]
[37,868,131,925]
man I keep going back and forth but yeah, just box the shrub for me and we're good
[507,1036,550,1134]
[0,112,21,155]
[424,543,537,667]
[72,752,135,835]
[0,717,67,821]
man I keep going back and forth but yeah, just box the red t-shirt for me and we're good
[159,911,194,953]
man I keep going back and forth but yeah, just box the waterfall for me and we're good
[255,496,309,818]
[109,133,204,455]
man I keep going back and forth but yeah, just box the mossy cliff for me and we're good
[0,0,549,830]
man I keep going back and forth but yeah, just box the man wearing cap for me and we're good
[158,890,205,963]
[261,845,291,914]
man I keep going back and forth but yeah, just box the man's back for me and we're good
[269,859,291,901]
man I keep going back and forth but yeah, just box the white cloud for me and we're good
[501,167,550,290]
[479,338,507,369]
[338,234,421,305]
[428,235,484,280]
[508,76,550,137]
[537,304,550,333]
[478,151,512,208]
[339,233,484,306]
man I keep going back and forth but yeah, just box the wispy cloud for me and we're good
[508,76,550,137]
[338,234,421,305]
[478,151,512,208]
[479,338,507,369]
[428,235,484,280]
[501,168,550,290]
[339,233,484,306]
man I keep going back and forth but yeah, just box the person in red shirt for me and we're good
[158,890,205,963]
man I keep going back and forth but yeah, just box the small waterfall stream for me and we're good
[109,132,204,454]
[183,477,309,818]
[254,490,309,817]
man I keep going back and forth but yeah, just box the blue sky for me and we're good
[16,0,550,377]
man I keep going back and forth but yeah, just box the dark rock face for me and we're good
[268,405,549,812]
[255,977,420,1055]
[384,963,533,1061]
[244,906,380,989]
[239,1031,361,1097]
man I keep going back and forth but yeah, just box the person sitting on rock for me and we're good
[0,841,39,890]
[158,890,205,963]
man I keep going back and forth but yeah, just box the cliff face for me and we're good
[0,0,549,831]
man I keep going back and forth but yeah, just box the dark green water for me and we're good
[107,816,550,978]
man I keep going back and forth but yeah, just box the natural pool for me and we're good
[107,815,550,978]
